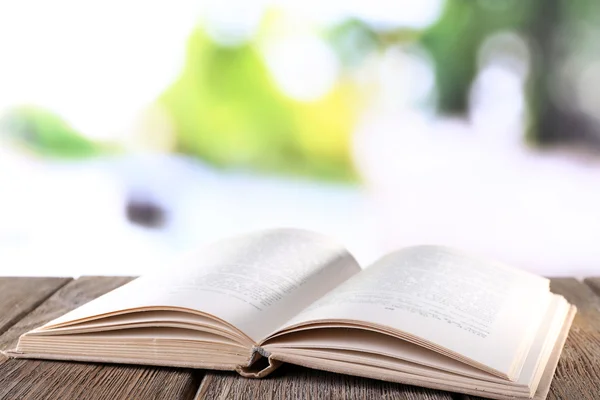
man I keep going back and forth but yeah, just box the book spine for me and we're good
[235,346,283,378]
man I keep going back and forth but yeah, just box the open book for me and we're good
[7,229,575,400]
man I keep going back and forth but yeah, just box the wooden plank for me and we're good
[0,277,71,338]
[0,276,131,353]
[197,365,454,400]
[0,360,202,400]
[463,278,600,400]
[2,276,599,400]
[0,276,202,400]
[554,278,600,313]
[548,278,600,400]
[196,277,600,400]
[584,277,600,298]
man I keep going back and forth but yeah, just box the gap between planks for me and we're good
[0,277,71,364]
[0,277,71,338]
[2,276,600,399]
[0,276,203,400]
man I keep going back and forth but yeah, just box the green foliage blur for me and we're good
[159,27,361,181]
[0,106,112,159]
[1,12,372,181]
[3,0,598,178]
[421,0,537,114]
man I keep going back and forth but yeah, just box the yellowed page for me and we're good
[279,245,551,378]
[266,293,568,388]
[267,305,576,400]
[264,328,507,382]
[42,228,361,342]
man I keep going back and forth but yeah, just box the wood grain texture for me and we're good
[1,276,599,400]
[584,277,600,298]
[0,277,71,337]
[0,276,132,353]
[0,277,70,364]
[0,360,202,400]
[197,364,454,400]
[462,278,600,400]
[547,278,600,400]
[0,276,202,400]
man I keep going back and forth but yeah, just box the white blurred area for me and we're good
[2,1,600,277]
[0,150,376,276]
[354,31,600,277]
[0,0,201,144]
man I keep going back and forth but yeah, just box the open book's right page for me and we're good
[280,246,552,379]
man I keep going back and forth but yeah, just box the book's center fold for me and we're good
[236,346,283,378]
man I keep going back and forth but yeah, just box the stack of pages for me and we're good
[7,229,575,400]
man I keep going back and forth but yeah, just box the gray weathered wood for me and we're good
[0,276,202,400]
[0,276,71,365]
[197,365,454,399]
[547,278,600,400]
[0,276,131,354]
[0,277,71,337]
[1,276,599,400]
[0,359,202,400]
[584,277,600,299]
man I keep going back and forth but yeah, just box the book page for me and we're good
[265,293,568,387]
[43,229,361,342]
[279,245,551,377]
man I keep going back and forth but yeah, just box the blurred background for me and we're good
[1,0,600,277]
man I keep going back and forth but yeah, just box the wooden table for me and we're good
[1,276,599,399]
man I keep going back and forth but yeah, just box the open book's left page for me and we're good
[41,228,361,342]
